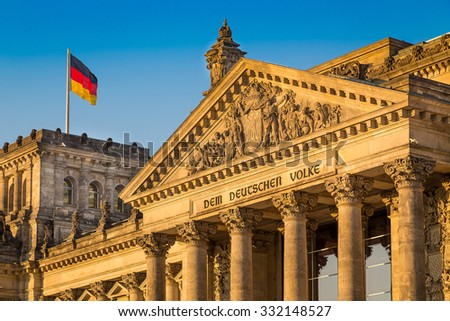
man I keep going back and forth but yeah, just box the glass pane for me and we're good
[367,292,391,301]
[366,263,391,295]
[316,250,337,276]
[318,274,338,301]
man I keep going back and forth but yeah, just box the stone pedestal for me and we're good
[326,174,372,301]
[272,191,317,301]
[220,207,262,301]
[177,221,216,301]
[384,156,435,301]
[138,233,175,301]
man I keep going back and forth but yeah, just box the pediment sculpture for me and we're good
[187,80,342,175]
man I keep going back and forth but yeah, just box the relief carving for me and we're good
[329,60,361,79]
[366,34,450,79]
[187,79,342,174]
[214,242,231,301]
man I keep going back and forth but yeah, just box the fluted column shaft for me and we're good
[272,191,317,301]
[326,174,372,301]
[384,156,435,301]
[220,208,262,301]
[138,233,175,301]
[177,221,216,301]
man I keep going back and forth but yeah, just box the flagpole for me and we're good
[65,48,71,134]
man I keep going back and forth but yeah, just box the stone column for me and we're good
[166,263,182,301]
[138,233,175,301]
[272,191,317,301]
[24,161,33,209]
[177,221,216,301]
[90,281,111,301]
[325,174,373,301]
[384,156,435,300]
[122,273,144,301]
[381,190,399,299]
[104,172,114,210]
[0,171,5,213]
[220,207,262,301]
[13,169,22,213]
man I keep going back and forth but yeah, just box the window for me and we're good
[114,185,125,213]
[64,178,74,205]
[8,184,14,213]
[88,183,100,209]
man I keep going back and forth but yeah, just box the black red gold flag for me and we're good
[70,54,98,105]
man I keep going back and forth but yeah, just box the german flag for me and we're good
[70,54,98,105]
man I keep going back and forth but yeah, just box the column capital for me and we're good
[362,204,375,226]
[384,155,435,190]
[381,190,399,219]
[441,176,450,192]
[272,191,318,220]
[137,233,175,257]
[121,272,145,290]
[252,230,275,252]
[219,207,262,233]
[166,263,182,280]
[325,174,373,205]
[90,281,112,300]
[177,221,216,246]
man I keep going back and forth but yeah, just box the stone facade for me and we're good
[0,129,146,300]
[1,23,450,301]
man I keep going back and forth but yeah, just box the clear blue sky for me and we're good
[1,0,449,153]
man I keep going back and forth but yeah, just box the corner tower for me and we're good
[204,19,246,95]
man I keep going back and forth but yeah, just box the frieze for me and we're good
[366,34,450,80]
[329,61,361,79]
[187,79,341,175]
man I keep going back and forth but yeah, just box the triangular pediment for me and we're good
[120,58,408,206]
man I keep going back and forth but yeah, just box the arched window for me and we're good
[22,179,27,208]
[64,178,74,205]
[88,183,100,209]
[114,185,125,213]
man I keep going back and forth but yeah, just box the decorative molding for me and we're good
[384,156,435,189]
[325,174,373,205]
[329,60,361,79]
[219,207,262,234]
[272,191,317,220]
[213,242,231,301]
[137,233,175,257]
[366,34,450,79]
